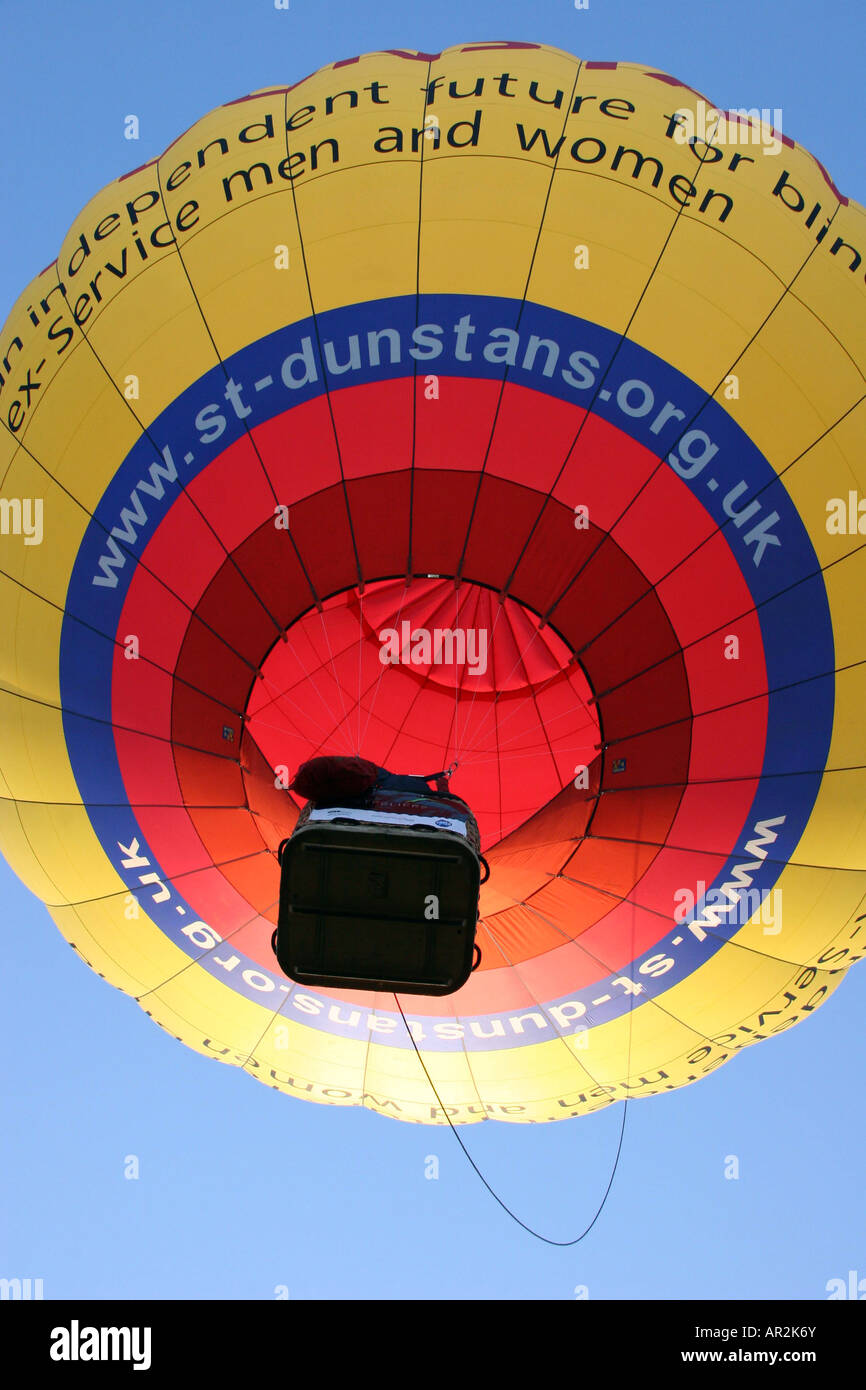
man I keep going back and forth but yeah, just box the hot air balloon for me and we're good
[1,42,864,1124]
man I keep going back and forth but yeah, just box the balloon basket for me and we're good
[272,796,483,996]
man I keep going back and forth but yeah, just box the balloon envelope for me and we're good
[1,42,864,1123]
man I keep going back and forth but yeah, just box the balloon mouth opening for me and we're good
[243,575,600,850]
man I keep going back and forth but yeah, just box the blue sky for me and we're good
[1,0,864,1301]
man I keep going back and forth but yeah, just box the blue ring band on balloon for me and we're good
[59,293,835,1049]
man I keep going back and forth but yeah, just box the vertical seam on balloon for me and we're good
[406,59,434,577]
[452,59,585,583]
[278,93,363,590]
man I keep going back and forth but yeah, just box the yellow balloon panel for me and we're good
[171,200,312,358]
[791,770,866,870]
[420,160,551,299]
[50,899,196,995]
[823,543,866,662]
[21,345,141,508]
[0,690,78,803]
[533,177,675,334]
[296,165,424,307]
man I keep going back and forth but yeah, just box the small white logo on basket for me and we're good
[378,621,488,675]
[49,1321,152,1371]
